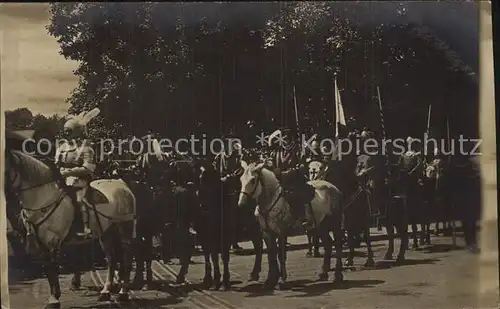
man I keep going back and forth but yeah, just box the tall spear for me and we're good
[447,116,457,246]
[293,86,301,138]
[425,104,432,158]
[377,86,389,226]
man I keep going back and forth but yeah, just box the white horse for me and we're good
[5,149,136,308]
[238,161,344,289]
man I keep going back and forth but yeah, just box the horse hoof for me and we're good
[141,284,150,291]
[263,280,277,290]
[317,273,328,281]
[344,260,354,267]
[202,276,213,288]
[364,259,375,268]
[383,253,393,260]
[44,302,61,309]
[395,256,405,265]
[176,276,186,285]
[214,281,222,291]
[223,282,231,291]
[333,273,344,284]
[248,273,259,282]
[277,282,285,290]
[117,293,129,302]
[98,293,111,302]
[70,283,81,291]
[306,251,313,257]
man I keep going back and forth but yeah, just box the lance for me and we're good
[447,115,457,246]
[293,86,301,138]
[425,104,432,157]
[377,85,389,227]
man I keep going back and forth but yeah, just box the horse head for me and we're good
[238,161,266,207]
[3,150,59,213]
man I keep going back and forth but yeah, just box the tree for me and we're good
[47,2,477,142]
[5,108,33,131]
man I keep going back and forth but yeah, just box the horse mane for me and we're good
[11,150,53,184]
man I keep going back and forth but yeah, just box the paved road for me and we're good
[7,232,498,309]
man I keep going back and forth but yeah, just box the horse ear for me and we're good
[240,160,248,170]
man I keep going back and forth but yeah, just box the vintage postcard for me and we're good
[1,2,497,308]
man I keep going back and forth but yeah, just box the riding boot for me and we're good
[78,201,92,239]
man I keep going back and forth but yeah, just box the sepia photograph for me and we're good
[1,2,498,309]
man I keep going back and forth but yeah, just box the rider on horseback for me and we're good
[267,129,316,231]
[55,108,100,239]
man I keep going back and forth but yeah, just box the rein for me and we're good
[7,151,58,194]
[240,169,283,217]
[6,150,69,252]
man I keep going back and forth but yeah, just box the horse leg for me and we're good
[143,234,153,291]
[410,222,419,249]
[176,225,192,284]
[70,272,82,290]
[344,227,355,267]
[306,232,313,257]
[98,237,113,301]
[396,221,408,264]
[317,226,332,281]
[117,223,133,302]
[248,233,262,282]
[363,222,375,267]
[211,252,221,290]
[263,234,279,289]
[45,255,61,309]
[202,250,213,288]
[333,214,344,284]
[313,235,321,257]
[384,223,395,260]
[132,237,145,289]
[277,235,287,289]
[222,243,231,290]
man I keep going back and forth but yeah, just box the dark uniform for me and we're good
[450,155,481,250]
[267,129,316,230]
[214,149,245,249]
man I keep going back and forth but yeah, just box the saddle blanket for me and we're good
[90,179,136,222]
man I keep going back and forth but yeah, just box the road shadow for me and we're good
[231,243,310,256]
[170,280,244,294]
[380,288,422,297]
[231,242,387,256]
[421,244,463,253]
[6,281,36,293]
[233,282,276,297]
[283,279,386,297]
[69,295,183,309]
[371,258,439,270]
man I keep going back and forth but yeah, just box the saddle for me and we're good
[86,186,110,205]
[63,183,110,206]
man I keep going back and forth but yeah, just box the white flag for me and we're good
[335,77,347,138]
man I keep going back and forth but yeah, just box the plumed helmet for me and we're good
[64,118,82,131]
[64,108,100,136]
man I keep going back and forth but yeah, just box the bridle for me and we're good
[239,167,283,216]
[5,150,66,213]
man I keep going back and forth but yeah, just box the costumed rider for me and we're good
[265,129,316,231]
[399,136,424,186]
[55,108,100,239]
